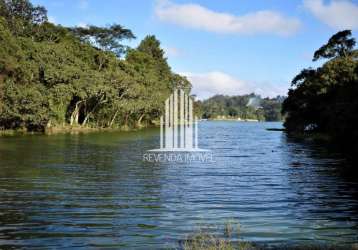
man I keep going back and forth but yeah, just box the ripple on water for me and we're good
[0,122,358,248]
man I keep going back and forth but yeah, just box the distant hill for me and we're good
[195,94,285,121]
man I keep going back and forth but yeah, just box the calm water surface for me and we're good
[1,122,358,249]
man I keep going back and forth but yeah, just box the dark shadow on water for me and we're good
[1,122,358,248]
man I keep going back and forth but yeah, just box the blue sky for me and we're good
[32,0,358,99]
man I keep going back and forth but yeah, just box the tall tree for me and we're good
[313,30,356,61]
[0,0,190,131]
[0,0,47,36]
[136,35,171,80]
[283,30,358,155]
[69,24,135,57]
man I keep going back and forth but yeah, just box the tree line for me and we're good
[0,0,190,132]
[282,30,358,154]
[196,94,284,121]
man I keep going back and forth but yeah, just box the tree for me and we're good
[0,0,47,36]
[313,30,356,61]
[291,68,317,87]
[198,94,283,121]
[136,35,171,80]
[0,0,190,132]
[283,30,358,155]
[69,24,135,57]
[125,36,190,127]
[0,80,50,130]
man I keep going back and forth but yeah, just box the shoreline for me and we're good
[0,125,144,136]
[0,121,285,136]
[209,118,260,122]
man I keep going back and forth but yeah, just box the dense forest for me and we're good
[196,94,284,121]
[7,0,355,137]
[282,30,358,153]
[0,0,190,132]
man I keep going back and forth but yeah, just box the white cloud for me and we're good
[163,46,181,57]
[78,0,89,10]
[155,0,301,36]
[77,22,89,28]
[304,0,358,29]
[48,16,56,24]
[182,71,287,100]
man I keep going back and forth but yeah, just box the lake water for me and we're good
[0,121,358,249]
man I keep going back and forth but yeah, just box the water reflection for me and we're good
[282,135,358,244]
[0,122,358,248]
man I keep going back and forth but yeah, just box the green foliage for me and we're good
[0,0,190,132]
[69,24,136,57]
[313,30,356,61]
[0,80,49,130]
[0,0,47,37]
[198,94,283,121]
[282,30,358,154]
[0,17,24,80]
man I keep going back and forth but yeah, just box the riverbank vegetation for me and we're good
[0,0,190,132]
[182,221,254,250]
[282,30,358,155]
[181,221,358,250]
[196,94,284,121]
[0,0,286,134]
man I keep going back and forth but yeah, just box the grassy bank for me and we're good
[0,124,148,136]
